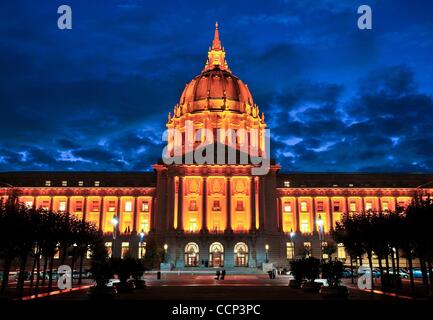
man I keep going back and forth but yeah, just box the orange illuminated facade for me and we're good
[1,24,433,268]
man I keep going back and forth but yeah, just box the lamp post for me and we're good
[317,215,324,260]
[139,229,145,259]
[290,229,295,260]
[265,244,269,263]
[164,243,168,263]
[111,216,119,239]
[111,215,119,257]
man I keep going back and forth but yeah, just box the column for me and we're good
[82,196,88,222]
[202,177,208,233]
[277,197,283,232]
[345,196,349,214]
[133,196,138,232]
[226,177,232,232]
[361,196,365,213]
[294,196,300,232]
[117,196,121,233]
[98,196,103,231]
[177,177,184,231]
[258,177,266,230]
[166,175,174,231]
[250,177,256,231]
[49,196,54,212]
[328,197,333,230]
[312,197,317,232]
[66,196,71,215]
[378,196,383,212]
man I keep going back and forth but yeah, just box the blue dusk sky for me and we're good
[1,0,433,172]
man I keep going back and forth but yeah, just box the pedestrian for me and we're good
[215,270,220,280]
[221,269,226,280]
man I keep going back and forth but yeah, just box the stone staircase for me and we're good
[168,267,266,275]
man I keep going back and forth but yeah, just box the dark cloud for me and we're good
[1,0,433,172]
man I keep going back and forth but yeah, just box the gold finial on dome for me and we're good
[204,22,230,72]
[212,22,221,50]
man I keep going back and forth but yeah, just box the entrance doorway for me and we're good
[234,242,248,267]
[209,242,224,267]
[184,242,199,267]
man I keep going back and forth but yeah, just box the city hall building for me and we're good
[1,25,433,269]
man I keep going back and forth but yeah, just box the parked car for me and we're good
[314,278,329,287]
[106,278,121,287]
[411,268,430,279]
[14,271,32,281]
[284,271,295,280]
[342,268,354,278]
[357,268,380,278]
[387,268,409,279]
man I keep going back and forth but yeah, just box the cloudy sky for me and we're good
[1,0,433,172]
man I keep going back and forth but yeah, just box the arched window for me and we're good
[209,242,224,267]
[184,242,199,267]
[234,242,248,267]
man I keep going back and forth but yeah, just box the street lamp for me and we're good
[139,229,145,259]
[289,228,296,259]
[265,244,269,263]
[290,229,295,241]
[164,243,168,263]
[111,215,119,239]
[317,215,324,260]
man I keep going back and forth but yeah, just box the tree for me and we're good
[142,234,162,270]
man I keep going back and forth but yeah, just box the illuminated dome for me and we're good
[166,23,267,158]
[172,22,260,117]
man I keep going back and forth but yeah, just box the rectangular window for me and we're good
[124,200,132,212]
[62,181,67,187]
[212,200,221,211]
[212,220,221,232]
[286,242,294,260]
[59,201,66,212]
[300,201,308,212]
[337,243,346,260]
[189,200,198,211]
[303,242,312,257]
[91,200,99,212]
[108,201,116,212]
[284,181,290,187]
[78,181,84,186]
[236,200,244,211]
[105,242,112,258]
[365,201,372,211]
[322,241,328,260]
[94,181,100,187]
[121,242,129,258]
[333,202,341,212]
[25,201,33,208]
[138,242,146,259]
[349,202,356,212]
[41,200,50,210]
[188,218,197,232]
[300,220,309,233]
[139,219,149,233]
[75,200,83,212]
[382,201,389,211]
[45,181,51,187]
[141,201,149,212]
[317,201,324,212]
[284,203,292,212]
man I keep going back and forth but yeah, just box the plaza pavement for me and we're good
[39,274,410,301]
